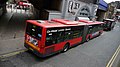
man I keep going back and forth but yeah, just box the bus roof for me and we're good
[78,20,104,25]
[51,19,81,25]
[26,20,87,28]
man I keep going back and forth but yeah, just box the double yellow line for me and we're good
[0,49,28,59]
[106,45,120,67]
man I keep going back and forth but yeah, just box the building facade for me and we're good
[104,3,115,19]
[0,0,8,16]
[62,0,98,20]
[29,0,98,20]
[96,0,108,21]
[104,1,120,20]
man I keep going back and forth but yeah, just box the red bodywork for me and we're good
[25,19,86,57]
[78,20,104,40]
[24,19,104,57]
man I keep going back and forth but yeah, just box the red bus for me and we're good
[24,19,103,57]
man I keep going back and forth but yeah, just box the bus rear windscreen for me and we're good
[26,23,42,40]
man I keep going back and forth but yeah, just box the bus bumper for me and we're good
[24,43,46,58]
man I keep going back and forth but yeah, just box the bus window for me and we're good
[72,30,81,38]
[71,26,83,38]
[45,27,72,46]
[88,24,102,34]
[88,25,93,34]
[26,23,42,40]
[45,26,84,46]
[46,32,58,46]
[99,24,103,30]
[46,28,60,46]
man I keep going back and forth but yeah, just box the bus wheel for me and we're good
[111,26,114,30]
[62,44,69,52]
[99,32,102,36]
[86,37,90,42]
[109,28,112,31]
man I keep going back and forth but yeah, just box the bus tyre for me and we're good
[62,44,69,52]
[109,28,112,31]
[86,37,90,42]
[111,26,114,30]
[99,32,101,36]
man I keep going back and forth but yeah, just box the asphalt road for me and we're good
[0,22,120,67]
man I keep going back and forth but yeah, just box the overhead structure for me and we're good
[28,0,46,9]
[0,0,8,4]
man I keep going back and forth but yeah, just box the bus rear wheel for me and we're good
[62,44,69,52]
[99,32,102,36]
[86,37,90,42]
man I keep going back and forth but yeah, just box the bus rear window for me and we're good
[26,23,42,40]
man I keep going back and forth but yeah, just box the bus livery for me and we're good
[24,19,104,57]
[78,19,103,41]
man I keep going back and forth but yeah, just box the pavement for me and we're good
[0,37,26,56]
[0,8,28,56]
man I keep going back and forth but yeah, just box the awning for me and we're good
[98,0,108,11]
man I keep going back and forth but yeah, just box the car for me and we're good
[17,1,31,10]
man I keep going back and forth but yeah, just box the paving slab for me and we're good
[0,37,26,55]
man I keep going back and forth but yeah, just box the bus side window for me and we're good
[64,31,72,41]
[46,31,64,46]
[46,36,53,46]
[72,30,81,38]
[88,25,93,34]
[57,32,64,43]
[92,25,99,33]
[99,24,103,30]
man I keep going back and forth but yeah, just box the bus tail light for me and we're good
[40,45,45,48]
[26,35,30,41]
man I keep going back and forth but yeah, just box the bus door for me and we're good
[81,25,89,42]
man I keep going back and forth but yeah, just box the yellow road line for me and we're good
[109,45,120,67]
[106,45,120,67]
[0,49,28,59]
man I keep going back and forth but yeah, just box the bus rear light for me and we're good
[25,40,40,51]
[26,35,30,41]
[40,45,45,48]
